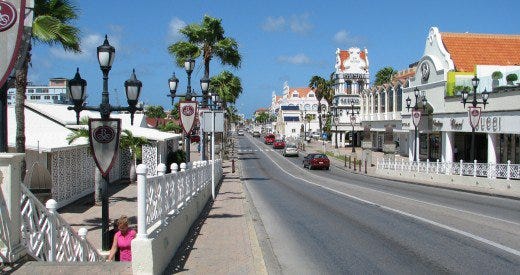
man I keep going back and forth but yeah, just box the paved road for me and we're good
[238,134,520,274]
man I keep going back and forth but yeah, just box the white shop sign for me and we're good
[476,116,501,133]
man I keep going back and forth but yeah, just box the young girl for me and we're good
[108,215,136,262]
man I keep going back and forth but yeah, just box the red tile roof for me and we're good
[441,32,520,72]
[288,87,313,98]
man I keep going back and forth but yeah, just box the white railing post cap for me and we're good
[137,164,148,174]
[157,163,167,173]
[78,227,88,237]
[45,199,57,210]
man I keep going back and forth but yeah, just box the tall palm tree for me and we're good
[309,75,326,133]
[120,130,151,181]
[16,0,81,179]
[167,15,241,78]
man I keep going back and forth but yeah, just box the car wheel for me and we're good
[326,166,330,170]
[308,164,313,170]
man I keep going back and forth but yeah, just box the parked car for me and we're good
[303,153,330,170]
[253,131,261,137]
[283,143,298,157]
[264,134,275,144]
[237,129,244,136]
[273,139,286,149]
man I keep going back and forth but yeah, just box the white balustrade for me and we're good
[136,160,223,237]
[19,184,102,262]
[377,158,520,180]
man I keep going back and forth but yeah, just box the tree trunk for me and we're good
[15,43,31,181]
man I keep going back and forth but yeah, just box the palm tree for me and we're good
[167,15,241,78]
[374,67,397,86]
[309,75,326,133]
[209,71,243,110]
[16,0,81,179]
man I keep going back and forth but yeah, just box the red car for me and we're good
[303,153,330,170]
[273,139,286,149]
[264,134,275,144]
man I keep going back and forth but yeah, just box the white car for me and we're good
[237,130,244,136]
[283,143,299,157]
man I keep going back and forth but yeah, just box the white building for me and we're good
[331,47,370,148]
[368,27,520,164]
[271,81,328,139]
[7,78,72,105]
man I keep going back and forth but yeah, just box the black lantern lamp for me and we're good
[67,68,87,124]
[200,75,210,103]
[97,35,115,74]
[125,69,143,124]
[168,73,179,104]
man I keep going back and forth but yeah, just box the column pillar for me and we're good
[0,154,26,262]
[442,131,454,163]
[487,133,498,164]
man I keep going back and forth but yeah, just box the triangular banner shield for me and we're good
[89,118,121,177]
[0,0,26,87]
[179,100,198,135]
[412,110,422,127]
[468,106,481,129]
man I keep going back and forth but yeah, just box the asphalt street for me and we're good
[238,133,520,274]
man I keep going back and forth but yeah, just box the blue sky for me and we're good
[29,0,519,118]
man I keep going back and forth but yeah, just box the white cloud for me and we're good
[262,16,285,32]
[49,33,104,60]
[167,17,186,42]
[289,13,312,34]
[277,54,311,65]
[333,30,362,46]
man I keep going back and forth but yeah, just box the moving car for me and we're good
[264,134,275,144]
[273,139,286,149]
[237,129,244,136]
[253,131,261,137]
[303,153,330,170]
[283,143,298,157]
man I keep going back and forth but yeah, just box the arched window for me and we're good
[380,89,386,113]
[346,81,352,94]
[388,88,394,112]
[312,104,318,110]
[358,81,365,94]
[396,86,402,111]
[374,92,379,113]
[304,104,311,110]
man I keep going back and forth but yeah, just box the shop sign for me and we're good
[89,118,121,177]
[336,95,360,106]
[478,117,501,132]
[412,110,421,127]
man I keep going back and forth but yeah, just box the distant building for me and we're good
[7,78,72,105]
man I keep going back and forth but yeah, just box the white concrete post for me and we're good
[460,159,463,176]
[171,163,178,173]
[473,160,477,177]
[78,227,88,261]
[436,159,440,174]
[45,199,58,262]
[426,159,430,173]
[408,131,414,162]
[507,160,511,180]
[180,163,187,172]
[0,154,26,262]
[136,164,148,239]
[442,131,454,163]
[487,133,498,164]
[157,163,166,176]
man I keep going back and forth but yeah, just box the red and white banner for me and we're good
[179,100,198,135]
[412,110,422,127]
[468,106,481,129]
[89,118,121,177]
[0,0,25,87]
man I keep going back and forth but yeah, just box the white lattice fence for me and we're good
[20,184,102,262]
[142,142,158,176]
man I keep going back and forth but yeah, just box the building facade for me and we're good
[331,47,370,148]
[7,78,72,105]
[399,27,520,164]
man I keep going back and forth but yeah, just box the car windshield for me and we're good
[275,140,283,142]
[286,144,296,148]
[314,154,326,159]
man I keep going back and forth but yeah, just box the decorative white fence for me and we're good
[20,184,103,262]
[377,158,520,180]
[137,160,223,235]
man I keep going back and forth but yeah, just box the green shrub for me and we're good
[506,73,518,83]
[491,71,503,80]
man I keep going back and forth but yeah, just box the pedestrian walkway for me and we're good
[12,153,266,274]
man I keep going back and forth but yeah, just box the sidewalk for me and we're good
[13,147,266,274]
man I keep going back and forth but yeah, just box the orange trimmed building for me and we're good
[390,27,520,164]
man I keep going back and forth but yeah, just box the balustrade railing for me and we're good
[377,158,520,180]
[138,160,223,235]
[20,184,103,262]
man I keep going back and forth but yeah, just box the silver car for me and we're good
[283,143,298,157]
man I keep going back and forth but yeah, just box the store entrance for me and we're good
[454,132,487,162]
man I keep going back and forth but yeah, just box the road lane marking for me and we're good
[247,137,520,258]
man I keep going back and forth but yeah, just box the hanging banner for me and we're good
[412,110,421,127]
[179,100,198,135]
[468,106,481,129]
[89,118,121,177]
[0,0,25,87]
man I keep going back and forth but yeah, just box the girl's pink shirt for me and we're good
[115,228,136,261]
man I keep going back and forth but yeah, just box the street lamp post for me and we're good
[406,87,427,162]
[67,35,143,251]
[346,103,359,153]
[209,92,221,199]
[332,98,339,149]
[461,75,489,161]
[168,58,210,163]
[300,109,307,142]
